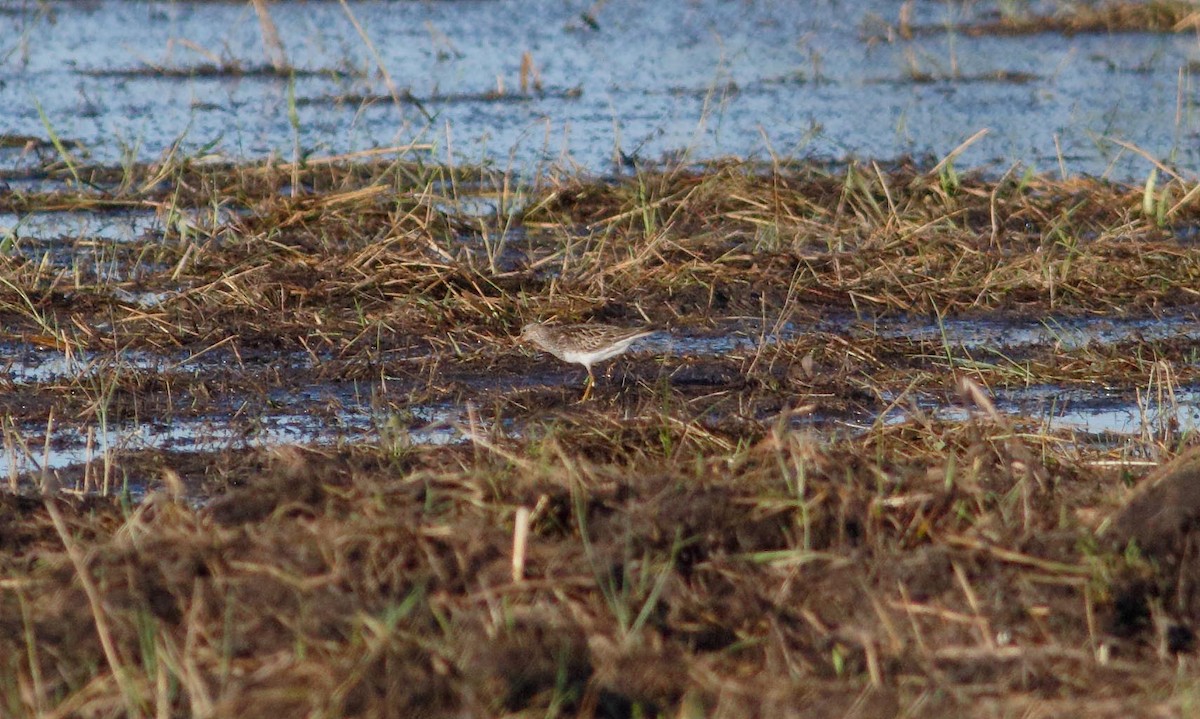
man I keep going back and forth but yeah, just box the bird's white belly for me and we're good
[561,345,628,366]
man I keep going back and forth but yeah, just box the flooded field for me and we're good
[1,152,1198,716]
[4,0,1200,177]
[7,1,1200,717]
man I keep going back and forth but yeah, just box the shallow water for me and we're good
[0,209,160,243]
[10,308,1200,496]
[4,399,464,487]
[1,0,1196,179]
[882,383,1200,437]
[19,371,1198,496]
[638,311,1200,357]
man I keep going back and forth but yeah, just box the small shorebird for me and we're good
[520,322,654,400]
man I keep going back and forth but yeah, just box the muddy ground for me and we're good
[2,156,1200,717]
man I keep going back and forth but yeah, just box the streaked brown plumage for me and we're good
[520,322,654,400]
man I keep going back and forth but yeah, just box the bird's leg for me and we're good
[579,368,595,402]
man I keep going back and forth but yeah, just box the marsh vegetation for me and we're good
[6,0,1200,715]
[0,148,1198,716]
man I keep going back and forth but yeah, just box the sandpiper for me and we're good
[520,321,654,400]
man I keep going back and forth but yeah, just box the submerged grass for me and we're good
[1,153,1200,715]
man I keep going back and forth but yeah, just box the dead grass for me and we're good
[2,155,1200,716]
[895,0,1200,38]
[0,418,1186,717]
[4,155,1199,354]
